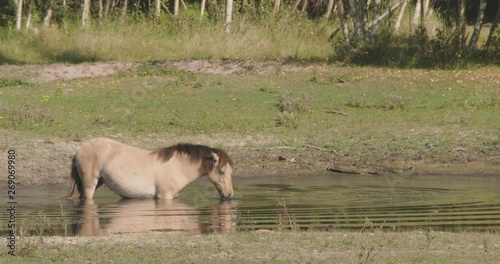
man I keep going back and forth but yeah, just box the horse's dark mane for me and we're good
[151,143,233,170]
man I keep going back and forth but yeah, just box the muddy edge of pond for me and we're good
[1,137,499,187]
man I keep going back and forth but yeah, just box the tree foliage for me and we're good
[0,0,16,27]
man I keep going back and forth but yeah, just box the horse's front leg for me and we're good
[154,184,176,199]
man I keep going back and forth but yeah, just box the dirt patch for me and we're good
[0,59,325,83]
[0,62,139,83]
[0,60,499,187]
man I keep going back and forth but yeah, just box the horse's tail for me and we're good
[60,155,83,200]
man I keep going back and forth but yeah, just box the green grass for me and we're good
[0,63,498,162]
[3,230,499,263]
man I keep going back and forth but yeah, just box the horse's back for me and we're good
[76,137,146,159]
[75,137,117,163]
[75,137,158,199]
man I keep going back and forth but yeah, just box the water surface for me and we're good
[2,174,499,236]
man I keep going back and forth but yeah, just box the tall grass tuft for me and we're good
[0,12,333,64]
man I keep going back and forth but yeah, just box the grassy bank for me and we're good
[0,61,499,185]
[1,62,499,154]
[3,230,499,263]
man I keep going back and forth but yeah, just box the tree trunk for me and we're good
[337,0,350,45]
[121,0,128,20]
[468,0,486,51]
[293,0,301,11]
[43,0,55,28]
[225,0,233,33]
[155,0,161,19]
[359,0,367,32]
[348,0,363,40]
[419,0,425,25]
[62,0,68,28]
[25,0,32,30]
[98,0,103,24]
[16,0,23,31]
[424,0,431,19]
[412,0,421,27]
[367,0,405,28]
[105,0,112,17]
[201,0,206,18]
[370,0,381,40]
[456,0,465,25]
[301,0,308,13]
[273,0,281,18]
[484,0,500,50]
[394,0,407,32]
[174,0,180,18]
[82,0,91,27]
[324,0,335,19]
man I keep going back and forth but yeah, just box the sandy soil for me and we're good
[0,60,499,187]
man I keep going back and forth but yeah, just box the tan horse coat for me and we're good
[63,138,234,200]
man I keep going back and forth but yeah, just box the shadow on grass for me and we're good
[42,48,102,64]
[0,46,101,65]
[328,33,500,69]
[0,50,24,65]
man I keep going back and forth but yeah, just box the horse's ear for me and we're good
[203,153,219,171]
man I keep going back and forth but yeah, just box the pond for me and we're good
[1,174,499,236]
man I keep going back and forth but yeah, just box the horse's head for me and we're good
[204,151,234,200]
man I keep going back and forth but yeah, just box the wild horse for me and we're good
[62,138,234,200]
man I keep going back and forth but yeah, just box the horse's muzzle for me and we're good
[220,192,233,200]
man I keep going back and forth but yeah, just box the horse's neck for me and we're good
[162,158,204,193]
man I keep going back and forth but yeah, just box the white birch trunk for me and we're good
[43,0,55,28]
[82,0,91,27]
[301,0,308,13]
[458,0,465,25]
[105,0,112,17]
[394,0,407,31]
[412,0,421,27]
[273,0,281,18]
[98,0,103,24]
[368,0,405,28]
[370,0,381,39]
[424,0,431,17]
[121,0,128,20]
[174,0,180,18]
[25,11,31,30]
[468,0,486,50]
[25,0,32,31]
[225,0,233,33]
[16,0,23,31]
[348,0,363,40]
[155,0,161,18]
[200,0,206,18]
[336,0,349,45]
[324,0,335,19]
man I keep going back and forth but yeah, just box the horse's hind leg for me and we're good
[79,163,101,200]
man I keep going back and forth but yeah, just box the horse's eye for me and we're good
[219,170,225,175]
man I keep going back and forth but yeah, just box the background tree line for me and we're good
[0,0,499,67]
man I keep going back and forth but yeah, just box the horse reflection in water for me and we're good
[68,199,235,236]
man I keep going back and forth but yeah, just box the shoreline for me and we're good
[1,134,499,187]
